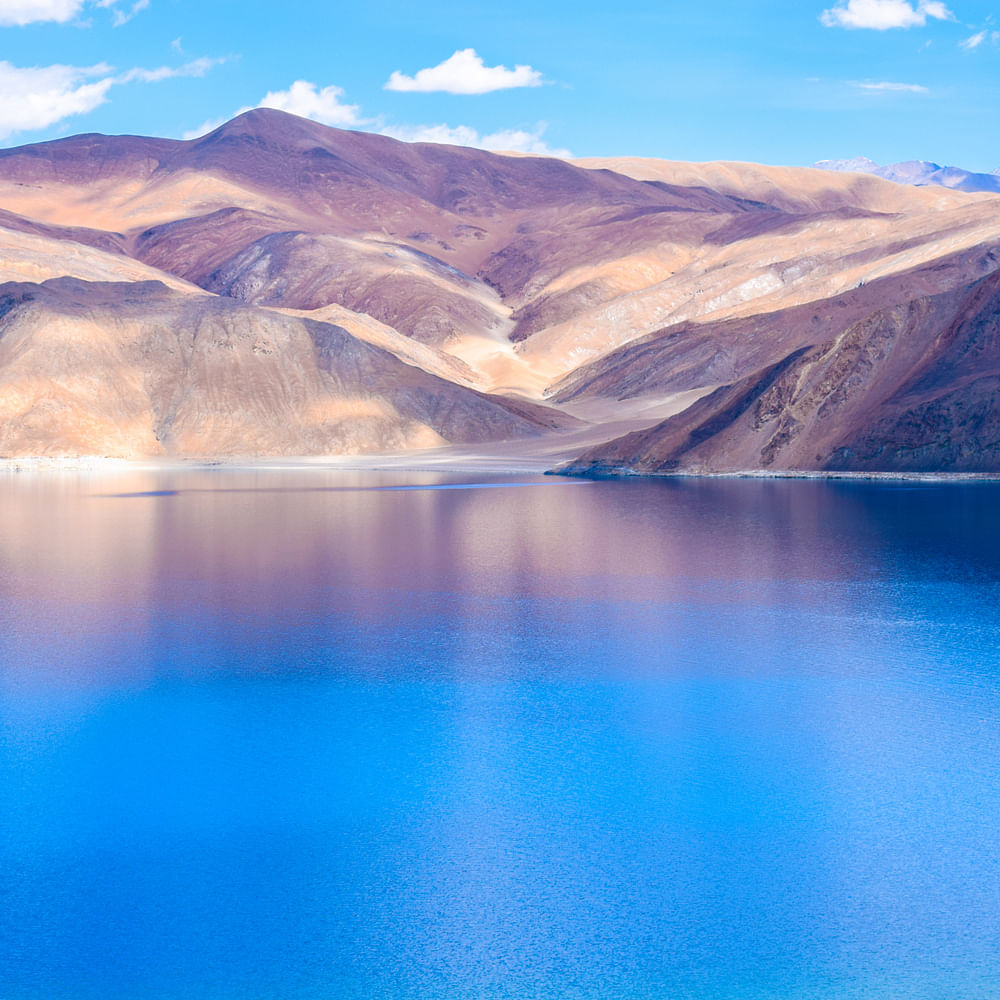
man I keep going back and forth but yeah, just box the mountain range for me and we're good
[815,157,1000,195]
[2,110,1000,475]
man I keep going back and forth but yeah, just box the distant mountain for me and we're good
[2,109,1000,470]
[815,157,1000,194]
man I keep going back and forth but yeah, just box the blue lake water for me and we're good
[1,469,999,999]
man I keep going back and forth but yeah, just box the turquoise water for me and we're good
[1,470,999,999]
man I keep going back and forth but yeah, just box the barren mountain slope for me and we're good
[0,111,704,258]
[0,112,778,382]
[559,270,1000,476]
[3,112,1000,468]
[574,156,993,214]
[509,192,1000,383]
[551,243,1000,407]
[0,278,571,459]
[8,111,1000,392]
[0,222,206,292]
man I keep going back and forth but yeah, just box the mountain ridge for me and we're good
[2,109,1000,470]
[815,156,1000,195]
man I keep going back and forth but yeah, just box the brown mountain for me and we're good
[1,109,1000,467]
[0,277,569,459]
[558,270,1000,476]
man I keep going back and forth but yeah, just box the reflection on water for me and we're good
[101,481,584,498]
[1,470,999,999]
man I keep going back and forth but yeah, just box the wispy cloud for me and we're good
[118,57,225,85]
[385,49,544,95]
[380,121,571,157]
[821,0,953,30]
[95,0,148,26]
[256,81,367,126]
[852,79,930,91]
[960,29,989,49]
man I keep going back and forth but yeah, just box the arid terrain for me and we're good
[2,108,1000,473]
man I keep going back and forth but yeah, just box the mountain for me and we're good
[815,157,1000,195]
[2,109,1000,468]
[558,269,1000,476]
[0,277,571,458]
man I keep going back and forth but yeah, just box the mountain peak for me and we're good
[194,107,353,146]
[815,156,1000,194]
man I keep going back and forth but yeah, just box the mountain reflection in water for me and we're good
[1,470,998,1000]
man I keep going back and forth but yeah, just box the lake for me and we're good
[1,468,999,999]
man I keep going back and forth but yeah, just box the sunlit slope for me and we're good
[4,112,999,396]
[0,278,570,459]
[2,111,1000,468]
[509,158,1000,384]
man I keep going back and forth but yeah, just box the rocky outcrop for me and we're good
[559,272,1000,476]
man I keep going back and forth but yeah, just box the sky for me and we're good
[1,0,999,169]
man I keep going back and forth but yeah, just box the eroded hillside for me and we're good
[1,109,999,467]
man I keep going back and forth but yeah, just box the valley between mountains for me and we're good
[2,108,1000,475]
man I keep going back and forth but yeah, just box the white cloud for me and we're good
[186,109,571,157]
[0,0,82,25]
[118,56,225,85]
[380,121,571,157]
[182,80,570,157]
[385,48,544,95]
[0,0,149,25]
[922,1,952,17]
[257,80,367,126]
[182,81,367,141]
[852,79,930,91]
[960,29,988,48]
[0,55,224,142]
[103,0,149,27]
[821,0,953,29]
[0,61,113,139]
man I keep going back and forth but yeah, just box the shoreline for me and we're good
[549,464,1000,483]
[4,452,1000,483]
[0,454,555,475]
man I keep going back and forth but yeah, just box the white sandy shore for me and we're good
[4,451,1000,482]
[4,401,1000,484]
[0,448,561,476]
[0,410,671,476]
[0,446,564,477]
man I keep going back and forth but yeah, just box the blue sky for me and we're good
[2,0,998,168]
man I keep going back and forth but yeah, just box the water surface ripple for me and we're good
[1,470,998,999]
